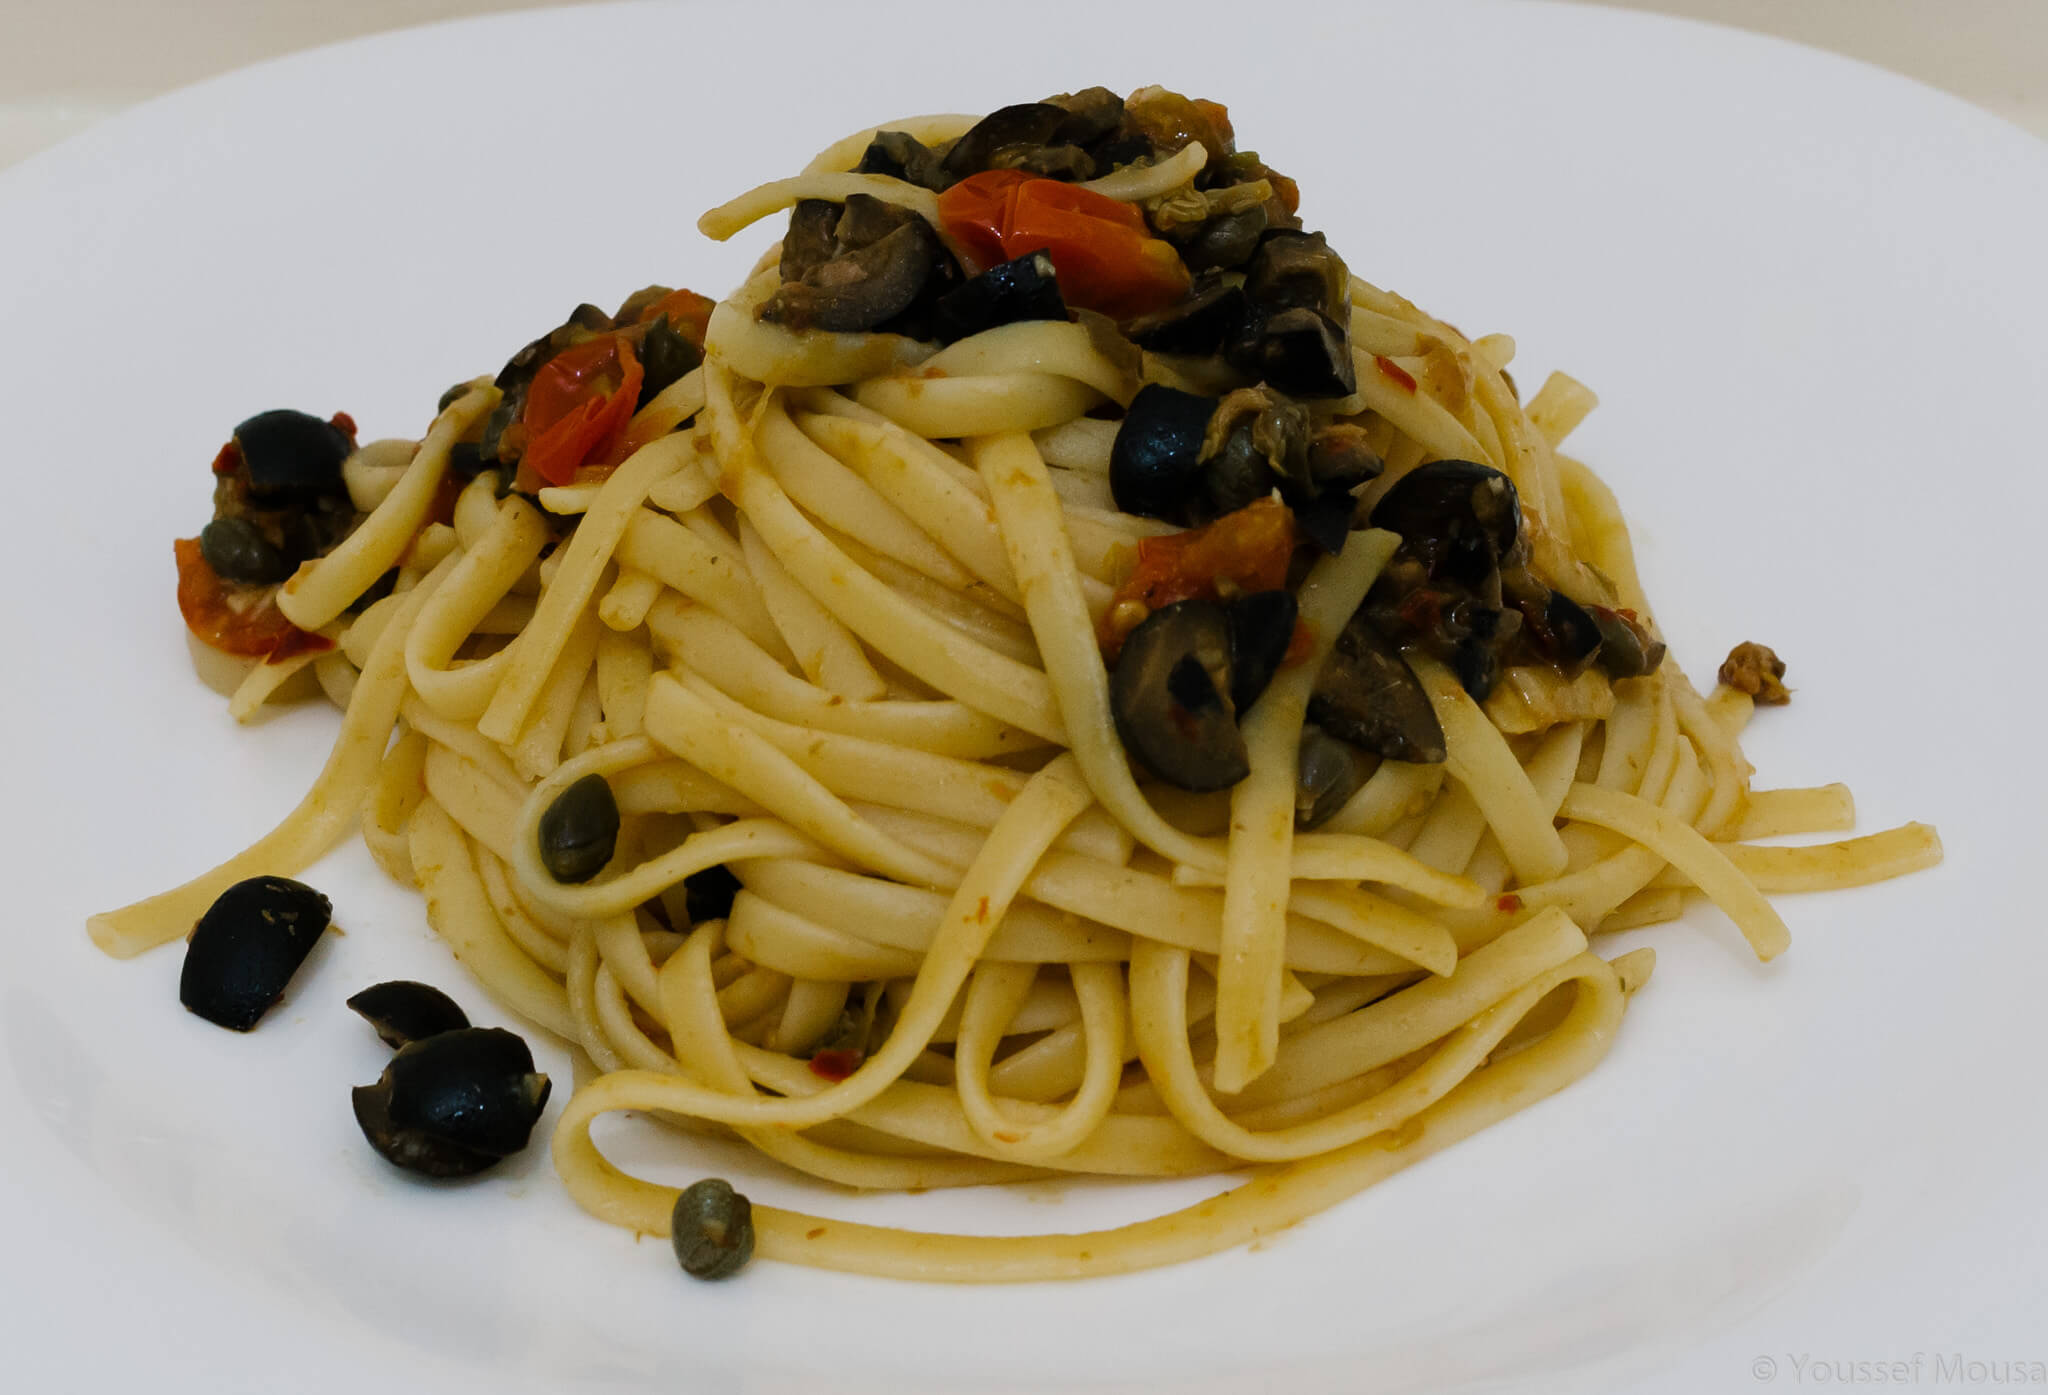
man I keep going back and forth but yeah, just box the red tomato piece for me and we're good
[173,537,326,660]
[518,335,645,489]
[937,171,1191,320]
[1099,497,1296,655]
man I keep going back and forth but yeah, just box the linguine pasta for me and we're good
[91,91,1941,1282]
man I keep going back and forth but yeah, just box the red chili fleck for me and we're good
[1616,607,1639,622]
[1281,619,1316,667]
[809,1048,862,1081]
[1375,355,1417,393]
[1398,589,1444,631]
[1496,893,1524,913]
[975,895,990,924]
[806,1227,827,1240]
[265,627,335,664]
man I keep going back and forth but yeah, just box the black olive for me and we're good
[1243,230,1350,316]
[856,130,951,191]
[777,199,842,284]
[1125,276,1248,356]
[1590,606,1667,678]
[539,774,619,884]
[347,980,471,1049]
[932,251,1069,344]
[1293,486,1359,556]
[198,517,292,585]
[1538,590,1603,667]
[671,1178,755,1279]
[437,382,472,413]
[1296,724,1374,829]
[345,567,400,615]
[1308,618,1447,764]
[636,314,703,408]
[1369,460,1522,589]
[1112,600,1249,792]
[1203,414,1281,519]
[1045,87,1128,145]
[352,1027,551,1178]
[1180,207,1268,273]
[179,876,332,1031]
[446,440,488,479]
[1452,631,1502,701]
[684,864,744,925]
[1230,307,1357,398]
[1226,589,1298,713]
[942,104,1071,179]
[988,143,1096,181]
[233,410,353,504]
[1109,384,1216,522]
[763,196,946,334]
[1306,424,1384,493]
[1085,133,1154,173]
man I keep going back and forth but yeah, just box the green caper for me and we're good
[671,1178,754,1280]
[537,774,618,883]
[198,517,291,584]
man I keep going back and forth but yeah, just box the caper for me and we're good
[198,517,292,585]
[671,1178,755,1280]
[538,774,619,883]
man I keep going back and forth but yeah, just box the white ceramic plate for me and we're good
[4,2,2044,1391]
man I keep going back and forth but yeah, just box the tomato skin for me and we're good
[937,172,1191,320]
[173,537,331,660]
[1100,497,1296,654]
[639,287,715,342]
[518,335,645,488]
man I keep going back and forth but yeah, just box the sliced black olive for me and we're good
[777,199,841,283]
[931,251,1068,343]
[1226,589,1298,713]
[856,130,951,191]
[1293,487,1359,556]
[1452,631,1501,701]
[233,410,353,504]
[179,876,332,1031]
[347,980,471,1050]
[344,566,400,616]
[636,313,703,408]
[437,382,472,413]
[1180,207,1268,273]
[672,1178,755,1279]
[198,516,292,584]
[1296,724,1374,829]
[446,440,488,479]
[762,196,945,333]
[988,144,1096,181]
[941,103,1071,179]
[1125,276,1248,356]
[684,864,744,925]
[352,1027,551,1178]
[1369,460,1522,589]
[1112,600,1248,792]
[1243,230,1351,316]
[1109,384,1216,522]
[1537,590,1603,667]
[538,774,619,884]
[1231,307,1357,398]
[1045,87,1128,145]
[1590,606,1667,678]
[1086,132,1154,173]
[1203,413,1282,518]
[1306,423,1383,493]
[1308,619,1446,764]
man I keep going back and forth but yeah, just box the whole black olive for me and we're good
[1296,724,1374,829]
[233,409,353,504]
[1369,460,1522,589]
[932,252,1069,344]
[539,774,619,884]
[1125,276,1248,357]
[347,980,471,1049]
[198,517,292,585]
[352,1027,552,1178]
[672,1178,756,1280]
[1109,384,1217,522]
[1226,589,1298,713]
[1308,618,1447,765]
[179,876,332,1031]
[683,864,744,925]
[1111,600,1249,792]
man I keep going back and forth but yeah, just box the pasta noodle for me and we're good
[95,88,1942,1284]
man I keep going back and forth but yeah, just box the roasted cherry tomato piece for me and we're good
[1100,497,1296,655]
[173,537,325,659]
[518,335,645,488]
[937,171,1190,321]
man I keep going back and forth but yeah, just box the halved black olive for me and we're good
[1231,307,1356,398]
[1369,460,1522,589]
[347,980,471,1050]
[1536,590,1603,667]
[672,1178,755,1279]
[1109,384,1217,522]
[1112,600,1249,792]
[233,410,353,504]
[199,516,292,584]
[1045,87,1129,146]
[1125,276,1248,356]
[1203,412,1282,518]
[1308,618,1446,764]
[932,251,1068,343]
[636,314,703,408]
[762,196,946,334]
[777,199,841,283]
[1590,606,1667,678]
[1296,724,1374,829]
[684,864,744,925]
[1180,207,1268,273]
[1226,589,1298,713]
[179,876,332,1031]
[1306,423,1384,493]
[857,130,951,191]
[941,103,1072,179]
[988,144,1096,180]
[1243,230,1350,315]
[1293,487,1359,556]
[352,1027,551,1178]
[539,774,619,884]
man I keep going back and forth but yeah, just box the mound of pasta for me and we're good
[95,87,1942,1282]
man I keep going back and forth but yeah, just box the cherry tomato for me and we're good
[1100,497,1296,655]
[638,287,715,343]
[937,171,1191,320]
[518,335,645,489]
[173,537,330,660]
